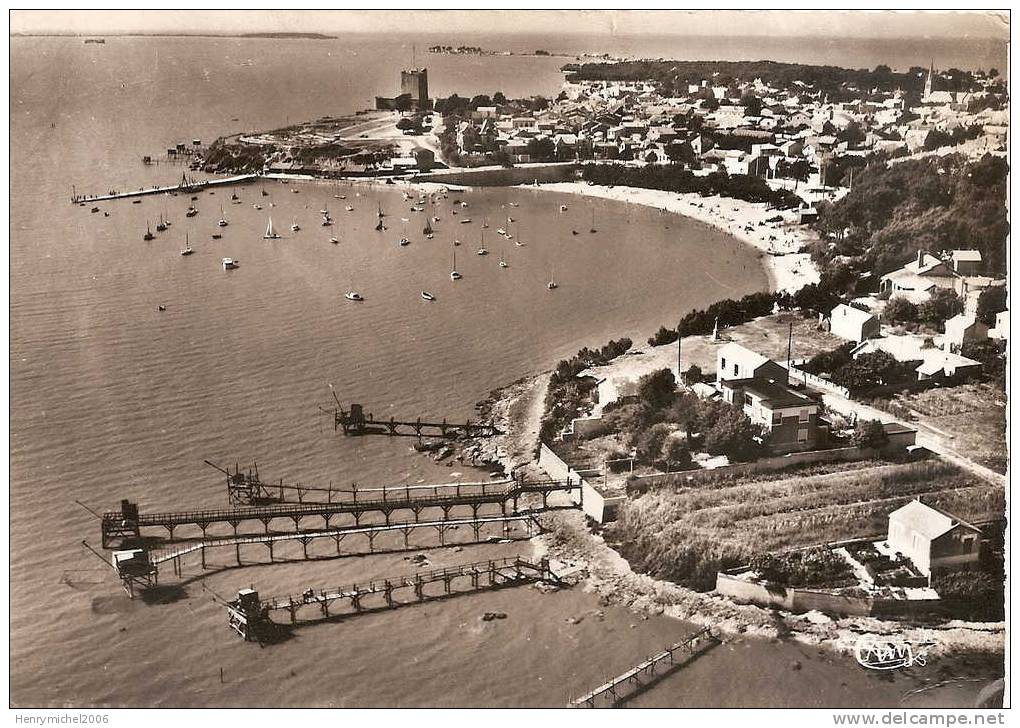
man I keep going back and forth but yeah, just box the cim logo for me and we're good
[854,637,932,671]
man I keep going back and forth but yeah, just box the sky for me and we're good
[9,9,1010,40]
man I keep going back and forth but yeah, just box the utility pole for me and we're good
[677,330,683,386]
[786,321,794,384]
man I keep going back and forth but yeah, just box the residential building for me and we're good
[718,376,822,453]
[879,250,958,302]
[887,500,983,579]
[715,342,788,384]
[829,303,880,343]
[943,313,988,353]
[950,249,983,276]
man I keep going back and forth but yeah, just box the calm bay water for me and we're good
[9,34,998,707]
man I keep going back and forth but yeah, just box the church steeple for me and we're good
[924,59,935,98]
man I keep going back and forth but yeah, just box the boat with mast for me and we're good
[476,230,488,255]
[450,245,462,280]
[291,218,301,232]
[143,222,154,241]
[398,218,410,246]
[263,217,280,240]
[217,205,229,227]
[180,232,194,256]
[155,213,167,232]
[547,260,558,289]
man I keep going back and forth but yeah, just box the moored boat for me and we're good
[222,257,238,270]
[421,290,436,301]
[345,291,364,301]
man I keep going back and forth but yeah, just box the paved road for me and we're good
[821,392,1006,487]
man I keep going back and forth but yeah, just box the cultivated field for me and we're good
[893,383,1008,474]
[606,459,1004,591]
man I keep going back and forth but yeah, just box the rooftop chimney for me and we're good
[917,249,924,266]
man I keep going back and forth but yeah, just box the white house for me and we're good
[715,343,788,384]
[829,303,880,343]
[887,500,983,579]
[943,314,988,353]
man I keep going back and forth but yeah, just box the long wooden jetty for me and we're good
[101,474,580,547]
[71,173,258,205]
[226,556,560,641]
[333,403,500,438]
[572,628,719,708]
[207,460,507,507]
[147,512,543,578]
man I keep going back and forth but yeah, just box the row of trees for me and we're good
[581,163,803,208]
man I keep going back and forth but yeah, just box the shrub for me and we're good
[637,368,677,410]
[635,423,673,464]
[852,419,889,450]
[750,547,854,588]
[933,569,1005,621]
[884,296,919,323]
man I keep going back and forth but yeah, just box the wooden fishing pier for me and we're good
[225,556,561,641]
[147,512,543,579]
[571,627,719,708]
[71,173,258,205]
[333,402,500,438]
[207,460,509,507]
[101,473,578,547]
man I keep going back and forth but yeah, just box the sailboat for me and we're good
[450,245,462,280]
[398,219,410,246]
[375,219,385,231]
[590,208,597,233]
[143,222,154,241]
[261,186,269,197]
[230,189,239,203]
[291,218,301,232]
[515,222,525,246]
[155,213,167,232]
[476,231,488,255]
[180,232,194,256]
[217,205,229,227]
[499,248,508,269]
[547,256,558,289]
[264,217,280,240]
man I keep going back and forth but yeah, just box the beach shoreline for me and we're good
[528,181,821,295]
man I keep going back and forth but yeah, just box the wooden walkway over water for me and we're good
[333,403,500,438]
[226,556,560,641]
[101,475,579,547]
[572,627,719,708]
[71,173,258,204]
[150,512,544,575]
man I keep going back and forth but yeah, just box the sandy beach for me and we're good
[531,182,821,294]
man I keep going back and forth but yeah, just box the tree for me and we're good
[703,405,762,461]
[526,137,555,162]
[644,150,659,164]
[851,419,889,449]
[918,288,963,326]
[884,296,919,323]
[492,91,507,105]
[832,351,910,394]
[740,91,762,117]
[660,437,692,471]
[976,286,1007,326]
[666,142,696,166]
[635,423,673,463]
[490,150,514,168]
[683,364,703,384]
[637,368,677,410]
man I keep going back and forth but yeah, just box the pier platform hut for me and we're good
[112,548,157,598]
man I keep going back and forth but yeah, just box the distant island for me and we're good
[239,32,336,39]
